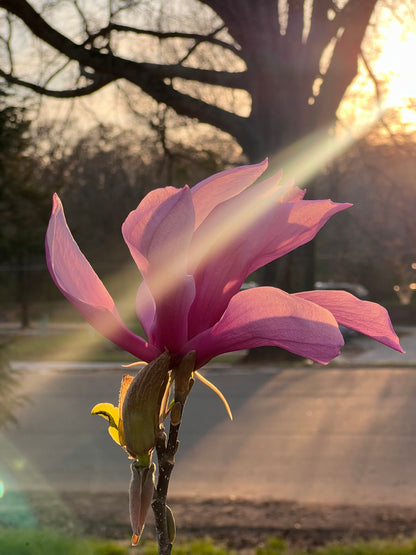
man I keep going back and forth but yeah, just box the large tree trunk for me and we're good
[0,0,379,358]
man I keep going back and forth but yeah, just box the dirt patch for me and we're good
[12,491,416,552]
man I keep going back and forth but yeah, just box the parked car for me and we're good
[314,281,368,299]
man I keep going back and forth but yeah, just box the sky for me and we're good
[4,0,416,146]
[374,22,416,124]
[339,1,416,134]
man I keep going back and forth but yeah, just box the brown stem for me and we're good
[152,353,195,554]
[152,406,182,555]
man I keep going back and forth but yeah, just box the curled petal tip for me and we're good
[51,191,60,208]
[131,533,139,546]
[295,290,404,354]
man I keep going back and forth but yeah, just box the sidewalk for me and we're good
[333,325,415,367]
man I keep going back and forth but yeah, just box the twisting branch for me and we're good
[360,49,403,148]
[177,23,226,65]
[0,0,248,138]
[143,64,247,88]
[0,69,114,97]
[42,59,71,89]
[73,0,90,35]
[359,48,383,106]
[84,23,241,57]
[1,13,14,74]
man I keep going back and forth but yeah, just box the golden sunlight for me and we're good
[373,25,416,126]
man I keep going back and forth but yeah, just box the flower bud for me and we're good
[166,504,176,543]
[173,351,196,405]
[130,460,155,546]
[122,351,170,459]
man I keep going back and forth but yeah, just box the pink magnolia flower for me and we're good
[46,159,403,368]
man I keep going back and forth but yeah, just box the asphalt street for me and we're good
[2,359,416,507]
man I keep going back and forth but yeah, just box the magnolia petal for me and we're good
[187,171,285,335]
[294,290,404,353]
[122,187,182,276]
[122,186,195,278]
[186,287,344,367]
[123,187,196,349]
[149,274,195,351]
[136,280,156,338]
[191,158,269,229]
[46,194,160,362]
[188,175,348,337]
[189,169,284,274]
[245,199,352,276]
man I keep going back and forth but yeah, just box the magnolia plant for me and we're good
[46,159,402,554]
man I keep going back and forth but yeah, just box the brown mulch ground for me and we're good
[12,491,416,552]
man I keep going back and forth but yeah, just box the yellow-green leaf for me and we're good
[91,402,120,428]
[91,402,122,446]
[108,425,122,446]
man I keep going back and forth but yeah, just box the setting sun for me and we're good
[374,25,416,124]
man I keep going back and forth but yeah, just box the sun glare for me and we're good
[374,29,416,115]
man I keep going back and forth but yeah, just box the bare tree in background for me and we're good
[0,0,379,162]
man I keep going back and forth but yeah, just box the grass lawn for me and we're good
[0,527,127,555]
[1,531,416,555]
[256,537,416,554]
[5,329,138,364]
[3,327,243,365]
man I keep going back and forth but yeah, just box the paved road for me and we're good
[2,363,416,507]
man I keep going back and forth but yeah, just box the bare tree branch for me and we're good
[0,1,246,87]
[360,50,404,149]
[176,23,227,65]
[0,0,248,137]
[142,64,246,88]
[73,0,90,35]
[0,0,380,160]
[0,69,114,97]
[84,23,241,57]
[1,12,14,73]
[359,48,383,106]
